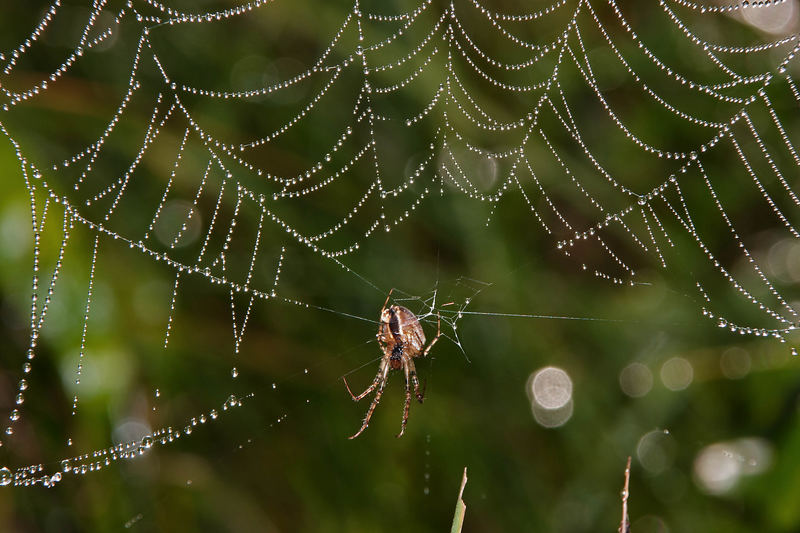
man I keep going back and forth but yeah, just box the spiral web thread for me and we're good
[0,0,799,487]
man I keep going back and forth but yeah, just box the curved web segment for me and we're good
[0,0,799,485]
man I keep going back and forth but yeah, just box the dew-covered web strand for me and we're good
[0,0,772,430]
[1,0,800,482]
[0,1,756,354]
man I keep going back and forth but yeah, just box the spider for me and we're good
[343,289,441,439]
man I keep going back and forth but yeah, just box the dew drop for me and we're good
[0,467,11,486]
[231,367,239,378]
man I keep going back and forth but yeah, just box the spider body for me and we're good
[344,290,441,439]
[389,344,403,370]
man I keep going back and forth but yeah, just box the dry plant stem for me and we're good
[619,456,632,533]
[458,467,468,501]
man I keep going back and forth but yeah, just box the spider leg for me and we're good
[376,288,394,341]
[343,359,387,401]
[381,288,394,312]
[404,314,439,408]
[406,357,424,403]
[397,357,413,438]
[347,360,391,439]
[420,313,442,358]
[349,381,387,440]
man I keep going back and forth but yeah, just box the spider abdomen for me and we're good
[389,305,427,356]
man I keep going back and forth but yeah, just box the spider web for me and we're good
[0,0,799,491]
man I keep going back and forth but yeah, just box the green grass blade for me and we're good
[450,467,468,533]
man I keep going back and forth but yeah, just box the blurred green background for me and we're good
[2,0,800,531]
